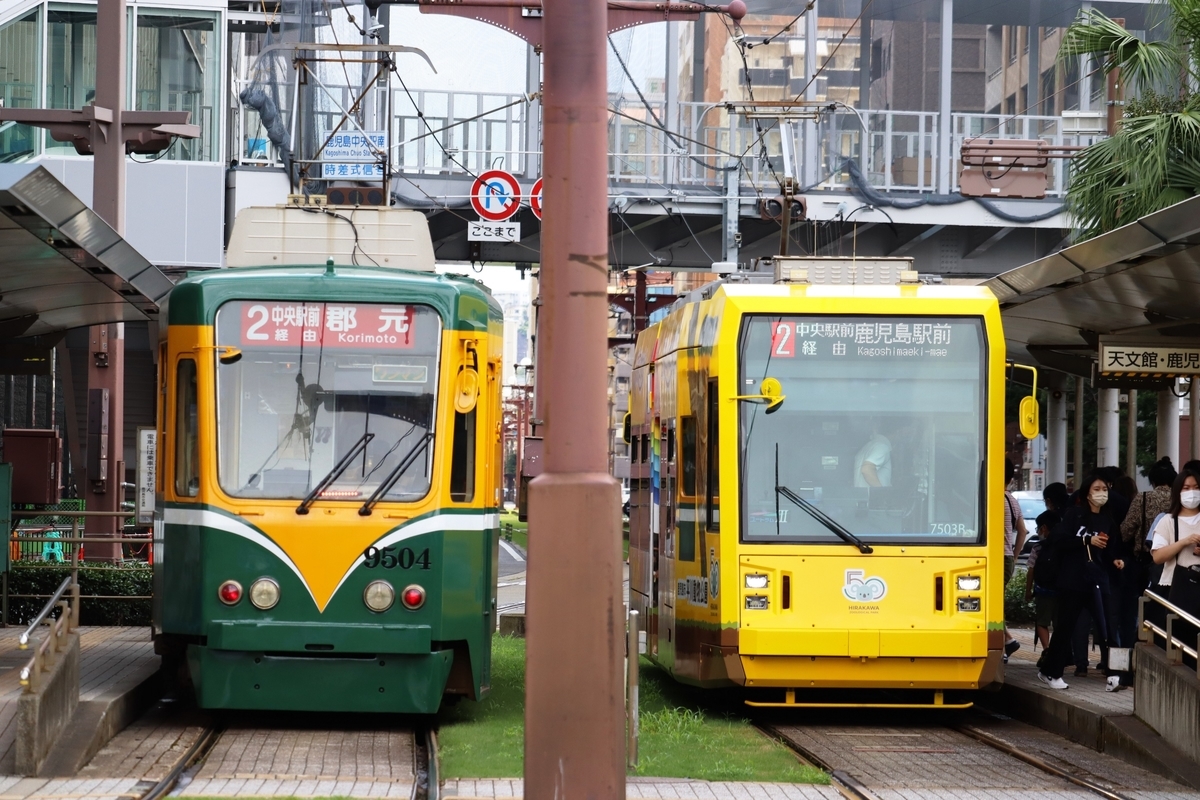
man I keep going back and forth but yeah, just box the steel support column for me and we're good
[937,0,953,194]
[1126,389,1138,477]
[85,0,128,560]
[1047,387,1067,485]
[1158,389,1180,468]
[1097,388,1119,467]
[1190,377,1199,463]
[524,0,624,790]
[1073,378,1085,487]
[724,163,740,265]
[803,3,819,187]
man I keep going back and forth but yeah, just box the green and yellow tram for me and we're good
[153,209,503,713]
[628,258,1033,706]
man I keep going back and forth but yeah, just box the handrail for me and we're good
[1138,591,1200,676]
[17,575,79,692]
[18,577,72,649]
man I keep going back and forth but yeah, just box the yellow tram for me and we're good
[628,258,1032,706]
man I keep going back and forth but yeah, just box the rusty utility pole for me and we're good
[524,0,626,788]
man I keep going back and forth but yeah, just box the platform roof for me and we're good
[984,195,1200,378]
[0,164,173,339]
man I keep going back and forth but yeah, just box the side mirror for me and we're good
[622,412,632,443]
[761,377,785,414]
[218,346,243,365]
[1019,395,1039,440]
[454,340,480,414]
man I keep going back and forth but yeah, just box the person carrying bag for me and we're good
[1150,468,1200,619]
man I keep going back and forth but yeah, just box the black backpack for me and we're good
[1033,521,1063,591]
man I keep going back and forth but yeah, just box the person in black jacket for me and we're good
[1038,470,1126,691]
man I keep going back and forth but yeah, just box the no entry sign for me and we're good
[471,169,522,222]
[530,177,543,220]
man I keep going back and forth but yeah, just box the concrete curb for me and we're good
[982,674,1200,790]
[15,631,81,776]
[37,657,163,777]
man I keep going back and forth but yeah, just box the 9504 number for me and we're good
[363,546,432,570]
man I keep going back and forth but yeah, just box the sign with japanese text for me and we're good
[467,221,520,243]
[321,162,384,179]
[136,428,156,525]
[238,302,417,350]
[321,131,386,162]
[768,319,955,358]
[1100,340,1200,375]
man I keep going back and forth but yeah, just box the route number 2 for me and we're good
[363,546,432,570]
[771,322,795,357]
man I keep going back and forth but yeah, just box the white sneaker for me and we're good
[1038,672,1069,690]
[1106,676,1123,692]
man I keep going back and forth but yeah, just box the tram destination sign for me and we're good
[235,301,417,350]
[1099,337,1200,376]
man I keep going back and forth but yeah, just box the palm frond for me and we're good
[1059,9,1182,90]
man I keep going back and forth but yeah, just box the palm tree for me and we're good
[1060,0,1200,239]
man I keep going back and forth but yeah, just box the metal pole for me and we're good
[937,0,953,193]
[1047,388,1067,484]
[627,609,639,769]
[1158,388,1180,467]
[803,2,819,186]
[1097,388,1119,467]
[1073,377,1085,489]
[524,0,625,788]
[1191,377,1200,462]
[1126,389,1138,477]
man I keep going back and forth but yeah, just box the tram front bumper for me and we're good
[189,621,451,712]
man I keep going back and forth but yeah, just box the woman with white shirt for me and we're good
[1150,468,1200,617]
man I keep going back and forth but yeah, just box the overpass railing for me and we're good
[229,85,1105,198]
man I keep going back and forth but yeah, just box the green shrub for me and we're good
[1005,567,1036,626]
[8,563,151,626]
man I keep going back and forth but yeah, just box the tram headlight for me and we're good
[363,580,395,613]
[957,596,981,612]
[744,573,769,589]
[956,575,981,592]
[218,580,243,606]
[249,578,280,610]
[401,584,427,610]
[745,595,769,610]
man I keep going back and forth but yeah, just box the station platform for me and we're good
[992,626,1200,790]
[0,626,159,776]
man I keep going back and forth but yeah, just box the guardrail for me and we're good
[1139,590,1200,674]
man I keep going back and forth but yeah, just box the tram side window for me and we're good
[450,409,476,502]
[706,381,719,530]
[680,416,697,562]
[174,359,199,497]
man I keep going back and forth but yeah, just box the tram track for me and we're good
[127,722,439,800]
[758,716,1140,800]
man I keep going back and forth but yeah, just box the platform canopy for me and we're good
[0,164,173,340]
[985,195,1200,381]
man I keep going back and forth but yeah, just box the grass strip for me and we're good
[437,634,827,782]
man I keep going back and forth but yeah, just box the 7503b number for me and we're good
[363,546,432,570]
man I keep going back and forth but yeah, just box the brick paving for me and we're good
[441,779,841,799]
[76,699,208,782]
[0,627,158,775]
[1005,627,1134,715]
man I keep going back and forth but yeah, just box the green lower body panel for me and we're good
[187,645,454,713]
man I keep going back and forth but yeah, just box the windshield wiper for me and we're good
[771,442,872,553]
[296,432,375,515]
[359,432,433,516]
[776,484,874,553]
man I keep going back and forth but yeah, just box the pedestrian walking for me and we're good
[1038,471,1126,691]
[1027,482,1070,652]
[1003,459,1028,662]
[1119,457,1175,647]
[1150,468,1200,619]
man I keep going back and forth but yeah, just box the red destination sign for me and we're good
[238,302,417,349]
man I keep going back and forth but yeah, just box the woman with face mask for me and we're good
[1038,471,1125,691]
[1150,468,1200,618]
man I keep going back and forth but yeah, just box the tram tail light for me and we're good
[744,573,768,589]
[957,597,981,612]
[401,584,426,610]
[956,575,981,592]
[218,580,243,605]
[745,595,769,610]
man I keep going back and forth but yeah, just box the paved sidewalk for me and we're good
[441,779,840,799]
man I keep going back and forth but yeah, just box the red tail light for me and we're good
[401,585,426,610]
[218,580,243,605]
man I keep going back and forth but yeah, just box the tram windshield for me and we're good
[214,300,441,502]
[739,315,986,545]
